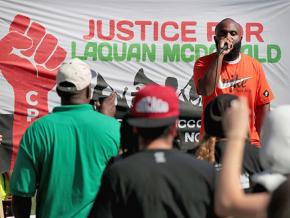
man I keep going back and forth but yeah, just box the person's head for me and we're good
[260,105,290,174]
[127,84,179,148]
[196,94,241,163]
[267,176,290,218]
[120,113,139,155]
[165,77,178,91]
[56,58,92,105]
[204,94,239,138]
[214,18,243,61]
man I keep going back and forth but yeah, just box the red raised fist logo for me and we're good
[0,14,67,169]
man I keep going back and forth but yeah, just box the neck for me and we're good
[224,53,241,64]
[61,98,90,105]
[141,138,173,150]
[223,52,240,62]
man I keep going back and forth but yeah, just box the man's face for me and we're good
[216,20,241,43]
[215,20,243,61]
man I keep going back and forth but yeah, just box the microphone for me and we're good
[218,43,228,55]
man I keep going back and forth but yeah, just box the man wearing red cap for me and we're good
[89,84,218,218]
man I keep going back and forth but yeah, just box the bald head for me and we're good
[215,18,242,36]
[214,18,243,61]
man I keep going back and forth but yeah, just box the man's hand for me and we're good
[218,37,234,56]
[99,91,117,117]
[222,97,249,140]
[0,134,2,144]
[0,14,66,169]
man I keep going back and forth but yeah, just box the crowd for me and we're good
[0,18,289,218]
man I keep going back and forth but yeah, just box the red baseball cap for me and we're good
[128,84,179,127]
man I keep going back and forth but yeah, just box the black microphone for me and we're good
[218,43,228,55]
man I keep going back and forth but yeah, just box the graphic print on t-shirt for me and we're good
[218,76,252,89]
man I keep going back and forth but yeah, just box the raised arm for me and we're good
[215,98,270,218]
[196,55,223,96]
[196,36,233,96]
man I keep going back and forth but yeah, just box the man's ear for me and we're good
[169,121,178,137]
[86,86,91,99]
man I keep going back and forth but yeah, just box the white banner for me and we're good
[0,0,289,171]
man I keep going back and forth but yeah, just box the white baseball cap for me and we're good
[56,58,92,92]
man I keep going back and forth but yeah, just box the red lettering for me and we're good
[181,21,197,42]
[84,19,204,42]
[96,20,115,41]
[83,19,94,40]
[135,21,152,41]
[207,22,218,41]
[153,21,159,41]
[161,21,179,41]
[117,20,134,41]
[246,23,264,42]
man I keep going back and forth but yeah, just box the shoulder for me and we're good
[185,153,216,174]
[20,114,55,148]
[159,150,217,179]
[194,53,216,80]
[195,53,216,65]
[25,113,53,132]
[108,151,148,169]
[103,153,142,180]
[179,152,217,188]
[86,110,121,132]
[98,112,120,126]
[241,53,263,66]
[109,149,215,169]
[106,150,216,191]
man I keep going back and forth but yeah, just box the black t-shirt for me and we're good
[214,140,263,175]
[89,149,218,218]
[188,140,263,192]
[205,140,263,192]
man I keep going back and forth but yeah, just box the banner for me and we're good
[1,0,289,172]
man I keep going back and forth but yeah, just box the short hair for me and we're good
[137,125,172,142]
[56,81,82,97]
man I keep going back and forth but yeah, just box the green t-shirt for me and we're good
[10,104,120,218]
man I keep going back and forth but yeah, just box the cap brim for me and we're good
[127,116,177,128]
[57,86,78,92]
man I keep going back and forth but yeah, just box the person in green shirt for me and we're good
[10,58,120,218]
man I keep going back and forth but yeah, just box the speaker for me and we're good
[133,68,157,86]
[92,73,113,100]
